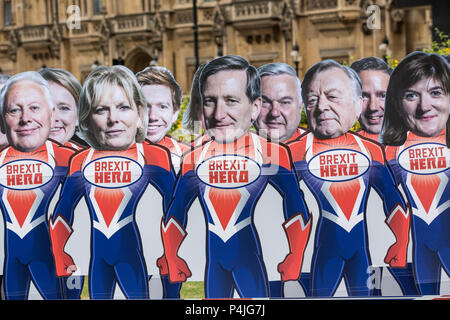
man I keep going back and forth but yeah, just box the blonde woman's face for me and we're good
[89,84,142,150]
[49,82,78,145]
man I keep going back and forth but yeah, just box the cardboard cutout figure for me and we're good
[351,57,419,296]
[255,63,309,297]
[38,67,87,299]
[381,52,450,295]
[288,60,409,297]
[0,72,75,299]
[48,66,176,299]
[136,66,189,299]
[159,56,311,298]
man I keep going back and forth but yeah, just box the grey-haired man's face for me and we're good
[257,74,302,142]
[2,80,53,152]
[304,67,362,139]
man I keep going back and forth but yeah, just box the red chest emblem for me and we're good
[6,190,37,228]
[94,188,125,227]
[329,180,362,221]
[208,188,242,230]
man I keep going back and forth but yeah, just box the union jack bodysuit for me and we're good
[49,143,175,299]
[0,141,75,299]
[386,129,450,295]
[288,131,409,297]
[160,132,311,298]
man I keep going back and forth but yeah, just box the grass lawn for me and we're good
[179,281,205,299]
[80,278,204,299]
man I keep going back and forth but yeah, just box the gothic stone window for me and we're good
[4,0,12,26]
[93,0,103,15]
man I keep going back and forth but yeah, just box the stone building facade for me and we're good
[0,0,433,93]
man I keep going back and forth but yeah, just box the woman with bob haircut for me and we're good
[381,51,449,147]
[48,65,176,299]
[381,51,450,295]
[38,68,85,150]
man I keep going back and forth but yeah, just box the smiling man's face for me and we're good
[141,84,178,143]
[203,69,261,143]
[358,70,390,134]
[2,80,53,152]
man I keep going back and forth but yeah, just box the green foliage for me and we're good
[169,97,188,137]
[351,120,361,132]
[423,28,450,56]
[299,109,308,128]
[384,28,450,70]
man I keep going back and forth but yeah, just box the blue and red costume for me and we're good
[64,140,86,151]
[386,129,450,295]
[356,129,380,142]
[285,127,308,144]
[58,139,86,299]
[157,135,190,173]
[49,142,175,299]
[0,140,75,299]
[288,131,409,297]
[256,126,309,298]
[159,132,311,298]
[357,129,419,296]
[153,136,189,299]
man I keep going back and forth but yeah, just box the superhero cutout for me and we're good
[0,141,75,299]
[386,130,450,295]
[288,131,409,296]
[157,135,189,173]
[136,136,189,299]
[38,67,87,300]
[356,129,379,142]
[380,51,450,295]
[254,62,312,297]
[350,56,419,296]
[49,142,176,299]
[64,140,85,151]
[159,132,311,298]
[253,126,312,298]
[356,129,419,297]
[135,66,191,299]
[49,64,177,299]
[0,71,77,300]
